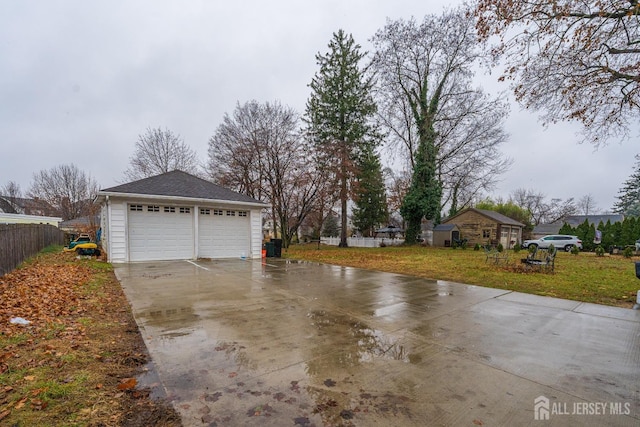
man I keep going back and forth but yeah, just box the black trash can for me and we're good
[265,242,275,258]
[271,238,283,258]
[635,261,640,279]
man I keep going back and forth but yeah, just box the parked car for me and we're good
[522,235,583,252]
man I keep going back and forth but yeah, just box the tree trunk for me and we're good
[339,145,349,247]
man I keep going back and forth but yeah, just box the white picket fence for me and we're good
[321,236,405,247]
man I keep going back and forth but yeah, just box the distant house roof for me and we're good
[433,224,458,232]
[0,196,56,216]
[97,171,266,206]
[60,214,101,231]
[444,208,525,227]
[564,214,624,227]
[532,214,625,236]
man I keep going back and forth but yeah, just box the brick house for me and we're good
[440,208,524,248]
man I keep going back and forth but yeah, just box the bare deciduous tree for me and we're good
[577,194,599,215]
[28,164,99,220]
[124,127,199,181]
[384,168,411,225]
[208,100,329,247]
[510,188,577,225]
[370,7,510,239]
[476,0,640,145]
[0,181,22,213]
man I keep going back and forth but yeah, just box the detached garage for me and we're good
[96,171,266,262]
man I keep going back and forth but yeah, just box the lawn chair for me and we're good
[522,246,557,272]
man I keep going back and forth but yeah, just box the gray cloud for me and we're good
[0,0,636,212]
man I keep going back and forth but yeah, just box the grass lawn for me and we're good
[284,244,640,308]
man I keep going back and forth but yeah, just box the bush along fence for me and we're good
[0,224,65,276]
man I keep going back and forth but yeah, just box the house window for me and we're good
[164,206,175,213]
[226,210,236,216]
[482,229,491,239]
[130,205,143,211]
[179,207,191,214]
[238,211,248,217]
[147,205,159,212]
[213,209,224,216]
[200,208,211,215]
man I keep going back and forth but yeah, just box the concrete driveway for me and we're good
[114,259,639,426]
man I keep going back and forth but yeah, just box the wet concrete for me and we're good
[114,259,640,426]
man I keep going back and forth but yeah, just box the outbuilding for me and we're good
[96,171,266,262]
[441,208,524,249]
[432,223,461,247]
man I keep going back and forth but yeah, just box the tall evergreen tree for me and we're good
[352,147,388,237]
[304,30,379,247]
[614,156,640,216]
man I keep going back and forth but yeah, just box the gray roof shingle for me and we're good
[444,208,525,227]
[100,171,264,205]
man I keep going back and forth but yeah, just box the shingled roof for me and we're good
[444,208,525,227]
[99,171,264,205]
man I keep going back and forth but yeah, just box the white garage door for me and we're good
[198,208,250,259]
[128,204,194,261]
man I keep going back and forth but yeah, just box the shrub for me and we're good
[474,243,481,251]
[497,243,504,253]
[512,243,521,254]
[623,246,633,258]
[570,245,580,255]
[528,245,537,254]
[595,246,605,257]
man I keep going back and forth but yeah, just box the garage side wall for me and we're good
[251,208,262,259]
[108,200,128,263]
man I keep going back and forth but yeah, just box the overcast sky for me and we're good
[1,0,637,213]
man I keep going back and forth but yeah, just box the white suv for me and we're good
[522,235,583,252]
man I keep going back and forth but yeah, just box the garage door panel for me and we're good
[128,207,194,261]
[198,211,250,259]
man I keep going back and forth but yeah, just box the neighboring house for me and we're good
[440,208,524,248]
[95,170,267,262]
[0,212,62,227]
[532,214,625,238]
[0,196,57,216]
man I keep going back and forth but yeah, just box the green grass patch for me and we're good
[285,244,639,307]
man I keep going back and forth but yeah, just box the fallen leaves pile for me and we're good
[0,250,181,426]
[0,260,91,337]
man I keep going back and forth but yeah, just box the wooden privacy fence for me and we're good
[0,224,65,277]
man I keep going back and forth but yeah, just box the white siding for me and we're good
[250,208,262,259]
[109,201,127,262]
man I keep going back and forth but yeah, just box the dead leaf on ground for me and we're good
[14,397,28,409]
[117,378,137,390]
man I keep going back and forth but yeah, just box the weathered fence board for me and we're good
[0,224,64,276]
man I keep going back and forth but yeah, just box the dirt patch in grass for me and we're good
[0,247,182,426]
